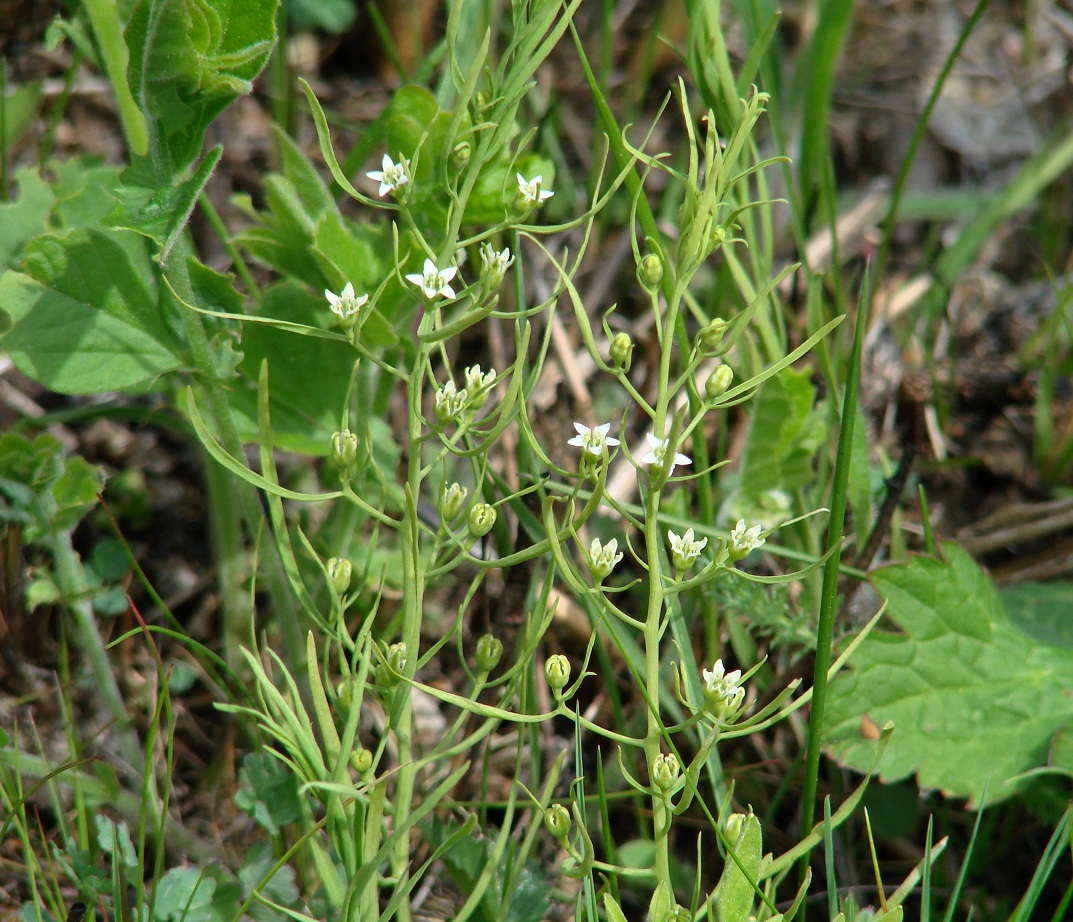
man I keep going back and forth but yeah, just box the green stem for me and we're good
[643,487,671,888]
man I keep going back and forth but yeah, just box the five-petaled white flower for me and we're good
[367,153,409,197]
[517,173,554,205]
[729,519,765,558]
[641,433,691,478]
[324,282,369,326]
[406,258,458,300]
[567,422,620,461]
[587,537,623,582]
[701,659,745,715]
[668,527,707,573]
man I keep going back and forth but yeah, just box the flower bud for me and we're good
[330,429,359,469]
[440,482,468,522]
[449,140,471,172]
[651,752,682,793]
[434,381,468,426]
[545,654,571,693]
[478,242,513,292]
[464,365,496,409]
[336,678,355,712]
[705,364,734,401]
[696,318,728,355]
[544,803,571,840]
[637,253,664,292]
[351,747,373,773]
[327,557,352,595]
[468,502,497,539]
[475,633,504,673]
[376,641,408,687]
[609,332,634,373]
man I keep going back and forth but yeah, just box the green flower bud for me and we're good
[376,641,408,687]
[609,331,634,372]
[351,747,373,773]
[327,557,352,595]
[724,812,747,841]
[330,429,359,469]
[336,678,354,712]
[705,364,734,401]
[449,140,471,172]
[464,365,496,410]
[475,633,504,673]
[467,503,497,539]
[696,318,728,355]
[637,253,664,291]
[544,803,571,840]
[440,482,468,522]
[434,381,468,426]
[478,242,513,292]
[651,752,682,793]
[545,654,571,692]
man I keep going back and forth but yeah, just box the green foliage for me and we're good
[0,433,103,541]
[0,228,184,393]
[825,542,1073,807]
[125,0,277,178]
[424,817,552,922]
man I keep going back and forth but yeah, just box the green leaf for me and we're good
[153,867,217,922]
[126,0,277,176]
[0,228,184,393]
[1,82,44,157]
[104,146,223,259]
[0,168,54,270]
[738,366,825,498]
[824,542,1073,807]
[287,0,355,33]
[236,751,303,835]
[231,281,356,452]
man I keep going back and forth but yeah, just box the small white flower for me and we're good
[464,364,496,393]
[517,173,554,205]
[668,527,707,572]
[587,536,623,582]
[729,519,765,558]
[479,242,514,288]
[406,258,458,300]
[324,282,369,326]
[434,380,468,424]
[464,365,497,409]
[641,433,691,478]
[567,422,620,461]
[367,153,409,197]
[701,659,745,717]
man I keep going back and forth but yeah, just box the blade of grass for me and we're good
[797,267,870,909]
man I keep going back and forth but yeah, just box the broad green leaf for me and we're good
[231,281,358,452]
[125,0,277,176]
[1,82,44,156]
[104,146,223,259]
[0,167,53,271]
[722,366,823,528]
[0,228,184,393]
[824,542,1073,807]
[153,867,217,922]
[999,581,1073,650]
